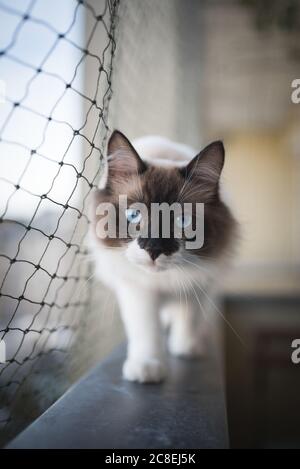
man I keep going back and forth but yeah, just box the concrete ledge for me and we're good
[7,344,228,449]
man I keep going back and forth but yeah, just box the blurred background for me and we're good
[0,0,299,448]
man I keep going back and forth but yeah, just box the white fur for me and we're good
[92,136,225,383]
[133,135,195,167]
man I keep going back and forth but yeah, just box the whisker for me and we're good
[181,255,212,274]
[175,263,208,322]
[180,259,247,348]
[74,272,96,300]
[177,258,247,348]
[178,266,189,314]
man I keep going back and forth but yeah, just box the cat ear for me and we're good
[107,130,146,180]
[181,141,225,192]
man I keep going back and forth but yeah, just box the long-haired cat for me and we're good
[91,130,236,383]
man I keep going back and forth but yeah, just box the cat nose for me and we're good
[148,248,163,262]
[137,237,179,261]
[138,238,163,261]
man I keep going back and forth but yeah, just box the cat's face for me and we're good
[92,131,235,273]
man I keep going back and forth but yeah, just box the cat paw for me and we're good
[168,335,206,358]
[122,358,166,383]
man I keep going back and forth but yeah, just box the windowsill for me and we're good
[7,344,228,449]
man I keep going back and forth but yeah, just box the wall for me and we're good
[201,1,300,291]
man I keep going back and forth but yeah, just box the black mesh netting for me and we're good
[0,0,202,447]
[0,0,120,446]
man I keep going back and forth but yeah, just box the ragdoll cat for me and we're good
[91,130,236,383]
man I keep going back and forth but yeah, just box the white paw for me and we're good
[122,358,166,383]
[168,335,206,358]
[160,308,172,330]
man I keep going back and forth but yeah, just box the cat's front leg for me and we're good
[117,284,166,383]
[165,302,207,358]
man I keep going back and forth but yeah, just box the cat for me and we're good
[91,130,236,383]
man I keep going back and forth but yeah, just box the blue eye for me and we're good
[125,208,142,224]
[175,214,192,228]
